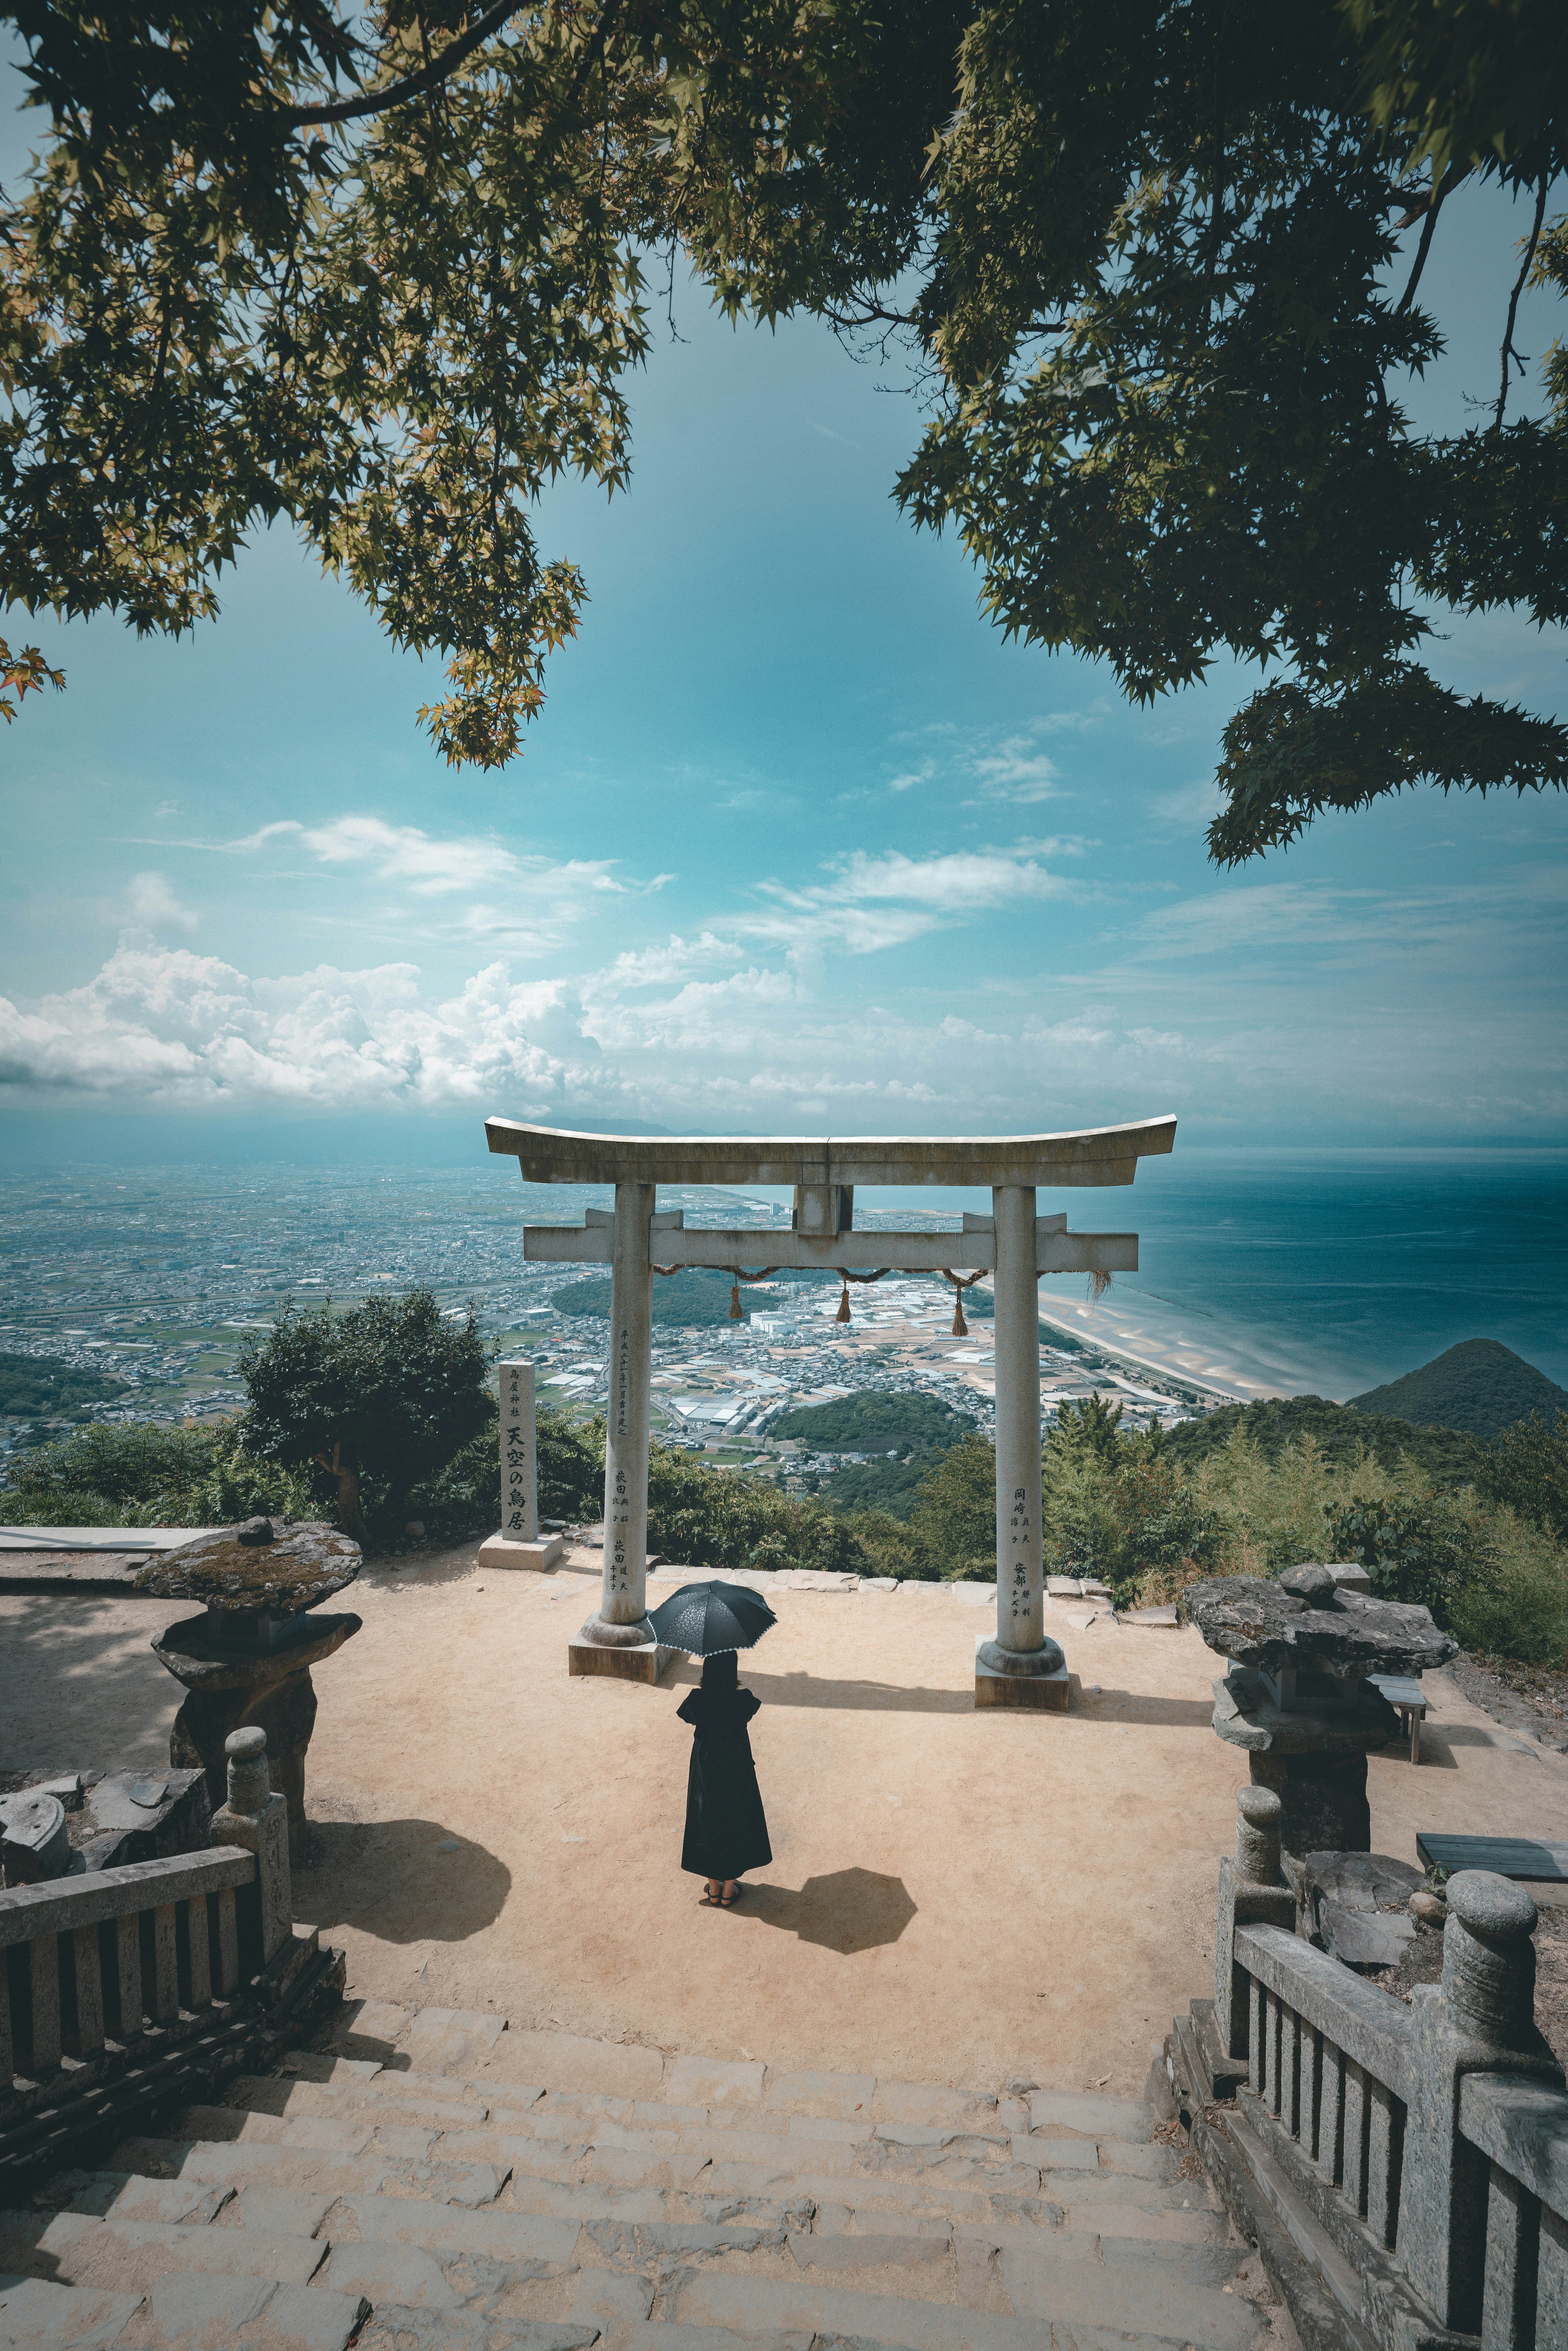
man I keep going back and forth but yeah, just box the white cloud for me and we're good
[229,816,539,897]
[968,734,1062,803]
[0,943,600,1110]
[124,872,198,936]
[705,845,1078,963]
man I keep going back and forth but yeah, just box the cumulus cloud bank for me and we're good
[5,818,1563,1134]
[0,943,600,1110]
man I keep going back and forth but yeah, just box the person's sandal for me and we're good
[702,1883,722,1905]
[720,1881,740,1905]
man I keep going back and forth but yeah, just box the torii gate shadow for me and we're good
[741,1867,917,1954]
[735,1668,973,1714]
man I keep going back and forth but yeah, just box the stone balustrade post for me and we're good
[210,1726,292,1964]
[1215,1786,1293,2058]
[1234,1783,1284,1883]
[1398,1871,1559,2334]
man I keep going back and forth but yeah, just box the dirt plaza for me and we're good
[5,1549,1566,2100]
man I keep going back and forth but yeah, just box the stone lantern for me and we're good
[1180,1564,1457,1860]
[139,1517,361,1859]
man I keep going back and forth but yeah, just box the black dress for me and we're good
[678,1685,773,1880]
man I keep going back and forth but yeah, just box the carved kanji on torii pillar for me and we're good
[483,1115,1176,1708]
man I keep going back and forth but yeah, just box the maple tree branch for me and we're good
[1495,175,1548,430]
[1394,162,1468,315]
[283,0,521,127]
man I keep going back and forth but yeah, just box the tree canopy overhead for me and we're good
[3,1,1566,856]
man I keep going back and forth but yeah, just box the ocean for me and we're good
[0,1145,1564,1417]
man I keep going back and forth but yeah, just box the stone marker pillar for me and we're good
[570,1180,670,1683]
[976,1183,1067,1711]
[479,1359,565,1570]
[1398,1870,1561,2335]
[210,1726,292,1965]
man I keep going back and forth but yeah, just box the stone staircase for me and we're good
[0,2001,1287,2351]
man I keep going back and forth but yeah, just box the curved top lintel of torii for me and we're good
[483,1114,1176,1191]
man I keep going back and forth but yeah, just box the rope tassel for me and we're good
[725,1266,779,1323]
[833,1267,890,1325]
[941,1268,986,1339]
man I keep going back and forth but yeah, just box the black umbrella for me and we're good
[647,1578,778,1657]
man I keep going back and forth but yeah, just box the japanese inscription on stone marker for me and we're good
[497,1361,537,1541]
[1007,1483,1035,1621]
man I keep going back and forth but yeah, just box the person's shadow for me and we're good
[741,1867,916,1954]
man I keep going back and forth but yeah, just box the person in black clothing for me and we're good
[677,1650,772,1907]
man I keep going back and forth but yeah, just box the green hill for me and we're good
[1159,1393,1486,1487]
[555,1267,833,1329]
[0,1353,127,1420]
[771,1392,973,1451]
[773,1391,977,1522]
[1348,1339,1568,1442]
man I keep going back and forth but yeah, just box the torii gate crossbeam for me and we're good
[486,1115,1176,1707]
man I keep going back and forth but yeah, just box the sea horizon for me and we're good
[1,1141,1564,1418]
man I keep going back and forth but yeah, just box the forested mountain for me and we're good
[1350,1341,1567,1442]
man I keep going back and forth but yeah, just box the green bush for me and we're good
[1327,1495,1486,1627]
[1160,1394,1487,1488]
[1447,1503,1568,1665]
[241,1289,491,1543]
[902,1433,998,1579]
[1481,1411,1568,1541]
[844,1509,921,1579]
[646,1444,865,1574]
[0,1419,316,1527]
[407,1404,604,1538]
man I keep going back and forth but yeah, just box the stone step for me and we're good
[0,2271,144,2349]
[0,2232,367,2349]
[299,2048,1045,2143]
[173,2080,1174,2220]
[0,2208,327,2295]
[354,2314,601,2351]
[53,2152,1240,2327]
[658,2262,1269,2350]
[316,2016,1040,2133]
[114,2275,366,2351]
[434,2114,1161,2200]
[104,2123,1202,2259]
[120,2106,1203,2228]
[36,2171,236,2228]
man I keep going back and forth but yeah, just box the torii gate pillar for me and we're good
[977,1185,1068,1709]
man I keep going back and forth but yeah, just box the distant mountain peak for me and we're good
[1348,1338,1567,1442]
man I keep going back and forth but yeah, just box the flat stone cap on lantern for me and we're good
[136,1520,361,1614]
[484,1114,1176,1190]
[1179,1572,1458,1681]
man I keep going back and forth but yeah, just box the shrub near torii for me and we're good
[240,1288,490,1545]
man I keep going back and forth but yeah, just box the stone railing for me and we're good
[0,1727,291,2093]
[1211,1787,1568,2349]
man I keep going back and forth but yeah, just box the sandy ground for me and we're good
[5,1551,1567,2099]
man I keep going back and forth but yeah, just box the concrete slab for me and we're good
[567,1635,675,1683]
[974,1641,1071,1711]
[477,1532,566,1573]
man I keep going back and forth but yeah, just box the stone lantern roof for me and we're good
[1179,1567,1458,1684]
[135,1519,360,1616]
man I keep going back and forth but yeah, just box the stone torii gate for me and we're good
[486,1114,1175,1706]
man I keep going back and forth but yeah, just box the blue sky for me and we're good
[2,159,1566,1160]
